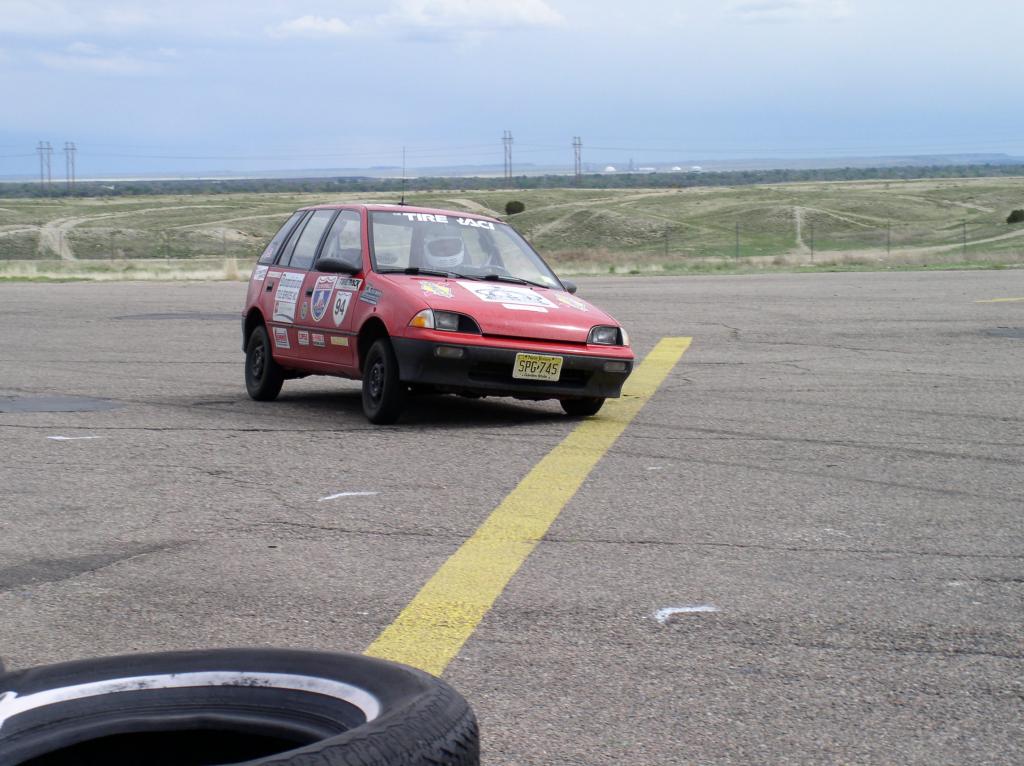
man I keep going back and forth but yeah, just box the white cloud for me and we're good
[66,41,100,55]
[0,0,88,35]
[37,43,164,75]
[380,0,564,30]
[728,0,851,23]
[269,15,352,39]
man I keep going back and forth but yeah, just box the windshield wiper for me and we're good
[478,273,550,289]
[377,267,458,278]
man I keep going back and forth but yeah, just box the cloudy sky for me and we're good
[1,0,1022,176]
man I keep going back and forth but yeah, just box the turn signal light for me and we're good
[434,346,465,359]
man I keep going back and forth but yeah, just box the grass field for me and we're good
[2,177,1023,277]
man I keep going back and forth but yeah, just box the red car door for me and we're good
[301,209,365,371]
[260,208,335,364]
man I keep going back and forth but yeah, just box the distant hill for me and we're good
[1,162,1024,199]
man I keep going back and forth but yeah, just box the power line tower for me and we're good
[572,136,582,185]
[63,141,77,193]
[502,130,513,181]
[37,141,53,193]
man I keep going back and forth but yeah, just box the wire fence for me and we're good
[536,219,1024,268]
[3,219,1023,268]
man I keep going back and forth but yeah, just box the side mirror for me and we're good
[317,256,360,275]
[561,279,578,295]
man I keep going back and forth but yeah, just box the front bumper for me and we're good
[391,338,633,400]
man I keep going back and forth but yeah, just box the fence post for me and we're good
[962,221,967,258]
[810,222,815,260]
[734,222,739,260]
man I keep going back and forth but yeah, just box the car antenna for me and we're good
[399,145,407,205]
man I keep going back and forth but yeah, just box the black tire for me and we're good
[362,338,406,424]
[0,648,478,766]
[246,325,285,401]
[560,397,605,417]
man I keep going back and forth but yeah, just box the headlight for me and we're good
[434,311,460,332]
[588,325,625,345]
[409,309,480,333]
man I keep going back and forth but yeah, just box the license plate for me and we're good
[513,353,563,381]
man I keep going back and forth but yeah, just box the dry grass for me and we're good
[0,257,251,281]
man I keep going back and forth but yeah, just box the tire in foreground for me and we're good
[0,648,478,766]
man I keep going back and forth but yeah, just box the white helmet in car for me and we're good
[423,232,465,269]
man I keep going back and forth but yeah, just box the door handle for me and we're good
[266,283,273,292]
[305,289,313,296]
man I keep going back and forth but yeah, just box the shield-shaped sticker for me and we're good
[311,276,338,322]
[332,290,353,326]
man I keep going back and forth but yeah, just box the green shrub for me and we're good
[1007,209,1024,224]
[505,200,525,215]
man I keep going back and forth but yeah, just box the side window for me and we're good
[318,210,363,269]
[258,211,304,265]
[284,210,336,270]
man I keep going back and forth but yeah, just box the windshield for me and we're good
[369,211,562,289]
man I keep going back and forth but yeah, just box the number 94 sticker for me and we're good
[332,291,352,326]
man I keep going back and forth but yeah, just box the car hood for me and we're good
[388,275,616,343]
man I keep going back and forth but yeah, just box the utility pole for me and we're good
[37,141,53,193]
[502,130,513,182]
[572,136,582,185]
[400,146,407,204]
[63,141,76,193]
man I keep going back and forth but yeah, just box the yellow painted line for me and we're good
[976,297,1024,303]
[365,336,693,675]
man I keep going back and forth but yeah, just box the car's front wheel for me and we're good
[246,325,285,401]
[561,397,605,417]
[362,338,407,424]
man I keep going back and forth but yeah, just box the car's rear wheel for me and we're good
[246,325,285,401]
[362,338,407,424]
[561,397,605,416]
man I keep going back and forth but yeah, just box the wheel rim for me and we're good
[367,359,385,403]
[250,342,265,381]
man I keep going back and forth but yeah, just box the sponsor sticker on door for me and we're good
[332,291,352,326]
[311,275,338,322]
[272,272,305,323]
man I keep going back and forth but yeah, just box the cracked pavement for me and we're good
[0,272,1022,764]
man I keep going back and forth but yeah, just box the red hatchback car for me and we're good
[241,204,634,423]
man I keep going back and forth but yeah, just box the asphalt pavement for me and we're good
[0,270,1021,764]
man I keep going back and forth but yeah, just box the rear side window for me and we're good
[318,210,363,269]
[284,210,336,270]
[258,211,304,265]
